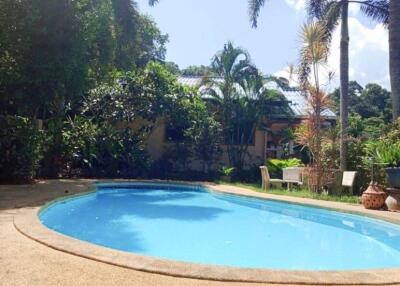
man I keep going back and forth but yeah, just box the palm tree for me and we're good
[389,0,400,120]
[201,42,289,170]
[249,0,388,172]
[200,42,259,169]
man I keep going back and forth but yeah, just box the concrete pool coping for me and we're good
[13,180,400,285]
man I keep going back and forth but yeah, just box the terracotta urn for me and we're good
[385,188,400,212]
[362,183,387,210]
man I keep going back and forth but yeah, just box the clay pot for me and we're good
[362,183,387,210]
[385,188,400,212]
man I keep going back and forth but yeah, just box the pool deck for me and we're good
[1,179,400,286]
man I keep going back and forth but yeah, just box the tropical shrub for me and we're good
[184,97,222,173]
[0,116,44,182]
[366,140,400,168]
[221,166,235,177]
[93,126,149,178]
[41,116,98,177]
[41,116,150,178]
[364,120,400,170]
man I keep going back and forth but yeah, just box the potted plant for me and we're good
[373,140,400,188]
[220,166,235,182]
[361,158,387,210]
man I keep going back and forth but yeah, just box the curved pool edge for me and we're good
[206,184,400,226]
[13,180,400,285]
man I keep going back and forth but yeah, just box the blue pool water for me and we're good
[40,182,400,270]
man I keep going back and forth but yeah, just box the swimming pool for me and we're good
[40,182,400,270]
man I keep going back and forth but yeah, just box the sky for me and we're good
[138,0,390,91]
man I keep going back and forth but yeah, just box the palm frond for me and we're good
[321,1,341,43]
[306,0,331,19]
[298,22,329,88]
[148,0,159,6]
[359,0,389,25]
[211,42,254,83]
[248,0,267,28]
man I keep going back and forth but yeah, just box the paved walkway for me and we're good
[1,180,400,286]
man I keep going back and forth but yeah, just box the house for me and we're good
[145,76,337,170]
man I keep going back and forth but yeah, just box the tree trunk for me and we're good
[389,0,400,121]
[340,0,349,172]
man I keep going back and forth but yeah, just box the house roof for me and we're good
[177,76,337,120]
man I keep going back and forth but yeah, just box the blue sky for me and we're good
[138,0,390,90]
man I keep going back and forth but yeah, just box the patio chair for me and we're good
[282,167,304,190]
[342,171,357,195]
[259,166,283,191]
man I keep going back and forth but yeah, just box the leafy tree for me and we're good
[330,82,392,125]
[111,0,139,70]
[355,84,392,122]
[134,14,168,67]
[163,61,181,75]
[0,0,168,118]
[181,65,217,77]
[111,0,167,70]
[329,81,363,113]
[84,62,188,125]
[0,0,88,118]
[185,98,223,173]
[80,0,116,82]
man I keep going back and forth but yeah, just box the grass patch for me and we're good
[216,181,361,204]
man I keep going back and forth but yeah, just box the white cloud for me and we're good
[349,3,360,17]
[326,17,389,90]
[275,17,390,91]
[284,0,305,12]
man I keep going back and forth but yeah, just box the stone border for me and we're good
[13,181,400,285]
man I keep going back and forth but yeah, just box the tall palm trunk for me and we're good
[389,0,400,121]
[340,0,349,172]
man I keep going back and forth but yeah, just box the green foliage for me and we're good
[0,116,44,182]
[366,140,400,168]
[266,158,304,178]
[0,0,168,118]
[202,42,289,170]
[0,0,88,117]
[221,166,235,176]
[94,126,149,178]
[181,65,216,77]
[331,82,392,139]
[162,95,223,173]
[84,62,188,124]
[347,138,371,194]
[363,120,400,170]
[163,62,180,75]
[184,97,223,172]
[42,116,149,178]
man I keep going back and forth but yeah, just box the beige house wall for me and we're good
[144,119,295,171]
